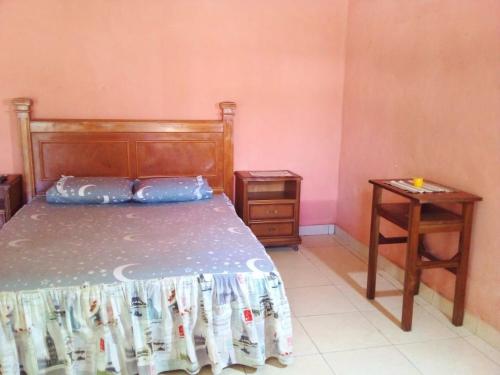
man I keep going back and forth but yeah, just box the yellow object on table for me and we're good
[413,177,424,188]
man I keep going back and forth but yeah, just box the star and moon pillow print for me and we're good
[46,175,213,204]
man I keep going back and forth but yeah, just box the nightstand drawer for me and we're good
[249,203,294,220]
[250,222,294,237]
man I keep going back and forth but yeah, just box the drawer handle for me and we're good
[268,227,277,232]
[267,209,279,214]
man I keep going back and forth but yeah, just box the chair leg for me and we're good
[414,235,425,295]
[452,202,474,326]
[402,202,421,331]
[414,268,422,295]
[367,186,382,299]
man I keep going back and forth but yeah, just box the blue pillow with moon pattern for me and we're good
[133,176,213,203]
[46,176,133,204]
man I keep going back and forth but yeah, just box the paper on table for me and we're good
[420,182,453,193]
[389,180,422,193]
[389,180,454,194]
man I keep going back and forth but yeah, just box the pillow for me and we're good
[133,176,213,203]
[46,176,133,204]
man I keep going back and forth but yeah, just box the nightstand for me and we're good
[235,171,302,249]
[0,175,23,229]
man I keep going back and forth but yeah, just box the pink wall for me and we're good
[2,0,498,330]
[338,0,500,329]
[0,0,348,225]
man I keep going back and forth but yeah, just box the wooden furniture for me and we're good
[12,98,236,202]
[235,171,302,249]
[0,175,23,229]
[367,178,482,331]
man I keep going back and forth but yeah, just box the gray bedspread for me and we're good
[0,194,275,292]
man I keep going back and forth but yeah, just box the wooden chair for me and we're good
[366,179,482,331]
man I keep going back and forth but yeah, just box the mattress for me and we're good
[0,195,292,375]
[0,194,275,292]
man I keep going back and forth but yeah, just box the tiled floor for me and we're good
[181,235,500,374]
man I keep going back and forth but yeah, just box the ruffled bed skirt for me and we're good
[0,272,293,374]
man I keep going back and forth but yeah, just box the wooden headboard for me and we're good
[12,98,236,202]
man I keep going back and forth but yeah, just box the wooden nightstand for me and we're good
[0,175,23,229]
[235,171,302,249]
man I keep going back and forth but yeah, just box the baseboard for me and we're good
[299,224,335,236]
[334,225,500,349]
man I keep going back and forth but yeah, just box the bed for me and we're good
[0,99,293,375]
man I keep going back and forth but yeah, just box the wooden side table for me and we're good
[235,171,302,249]
[0,174,23,229]
[366,179,482,331]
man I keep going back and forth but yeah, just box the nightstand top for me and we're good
[0,174,21,187]
[235,170,302,181]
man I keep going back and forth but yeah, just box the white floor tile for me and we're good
[266,235,500,374]
[299,312,389,352]
[345,271,399,292]
[278,262,331,288]
[323,346,420,375]
[397,338,500,375]
[268,248,311,268]
[299,247,367,287]
[423,304,474,337]
[169,365,246,374]
[339,284,430,316]
[337,285,378,311]
[301,243,364,268]
[414,294,432,307]
[377,270,404,289]
[300,235,340,249]
[245,355,334,374]
[465,335,500,366]
[304,260,354,287]
[287,285,357,317]
[362,305,458,344]
[199,365,246,374]
[291,318,318,356]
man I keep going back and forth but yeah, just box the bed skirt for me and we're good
[0,272,293,374]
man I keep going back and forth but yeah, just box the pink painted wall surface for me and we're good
[0,0,348,225]
[338,0,500,329]
[2,0,498,331]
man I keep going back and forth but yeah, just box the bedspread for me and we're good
[0,272,292,374]
[0,196,293,374]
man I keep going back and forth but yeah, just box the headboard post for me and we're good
[12,98,35,203]
[220,101,236,201]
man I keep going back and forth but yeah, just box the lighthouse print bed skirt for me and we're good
[0,194,293,374]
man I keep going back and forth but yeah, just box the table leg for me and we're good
[402,201,421,331]
[452,202,474,326]
[414,235,424,295]
[367,185,382,299]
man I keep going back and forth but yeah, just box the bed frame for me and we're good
[12,98,236,203]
